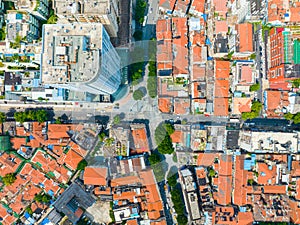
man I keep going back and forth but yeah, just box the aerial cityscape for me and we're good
[0,0,299,224]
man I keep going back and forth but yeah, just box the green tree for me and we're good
[0,62,4,67]
[164,123,175,135]
[35,110,48,123]
[2,173,16,186]
[77,159,88,171]
[248,179,254,186]
[25,206,33,215]
[135,0,147,24]
[293,113,300,124]
[98,132,106,142]
[0,28,5,41]
[155,124,168,145]
[208,168,216,177]
[177,214,188,225]
[251,101,262,113]
[113,115,121,124]
[41,194,51,203]
[55,117,62,124]
[284,112,294,121]
[148,152,162,165]
[34,193,51,203]
[147,76,157,98]
[250,53,256,60]
[167,172,178,187]
[34,194,43,202]
[133,89,145,100]
[14,111,27,123]
[0,112,6,124]
[38,97,44,102]
[47,14,57,24]
[157,135,174,154]
[133,30,143,41]
[292,79,300,88]
[250,83,260,92]
[105,138,114,147]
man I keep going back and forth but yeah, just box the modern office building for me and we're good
[52,0,119,37]
[41,23,121,95]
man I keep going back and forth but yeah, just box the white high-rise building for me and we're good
[52,0,119,37]
[41,23,121,95]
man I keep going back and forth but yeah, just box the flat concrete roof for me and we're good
[42,23,103,84]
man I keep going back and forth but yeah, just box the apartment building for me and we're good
[53,0,119,37]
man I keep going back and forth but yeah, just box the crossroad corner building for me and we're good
[41,23,121,95]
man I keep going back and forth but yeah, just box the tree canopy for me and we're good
[134,0,147,24]
[133,89,145,100]
[34,192,51,203]
[241,101,262,120]
[167,172,178,187]
[2,173,16,186]
[286,112,300,124]
[148,152,162,165]
[133,30,143,41]
[250,83,260,92]
[157,135,174,154]
[14,110,48,123]
[0,112,6,124]
[113,115,121,124]
[77,159,88,171]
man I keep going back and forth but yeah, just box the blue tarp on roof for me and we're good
[244,159,251,170]
[29,135,34,140]
[207,56,213,60]
[24,212,30,219]
[202,14,207,22]
[205,38,211,45]
[48,190,54,196]
[41,218,50,225]
[16,14,23,20]
[48,145,54,150]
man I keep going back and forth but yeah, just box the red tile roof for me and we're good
[131,126,150,153]
[233,156,248,206]
[174,98,190,115]
[158,98,172,113]
[263,185,286,194]
[236,23,253,52]
[64,149,83,171]
[214,98,229,116]
[84,167,107,186]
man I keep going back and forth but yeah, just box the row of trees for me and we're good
[134,0,147,24]
[241,101,262,120]
[14,109,48,123]
[154,123,175,154]
[171,184,188,225]
[147,59,157,98]
[34,192,52,203]
[148,151,167,182]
